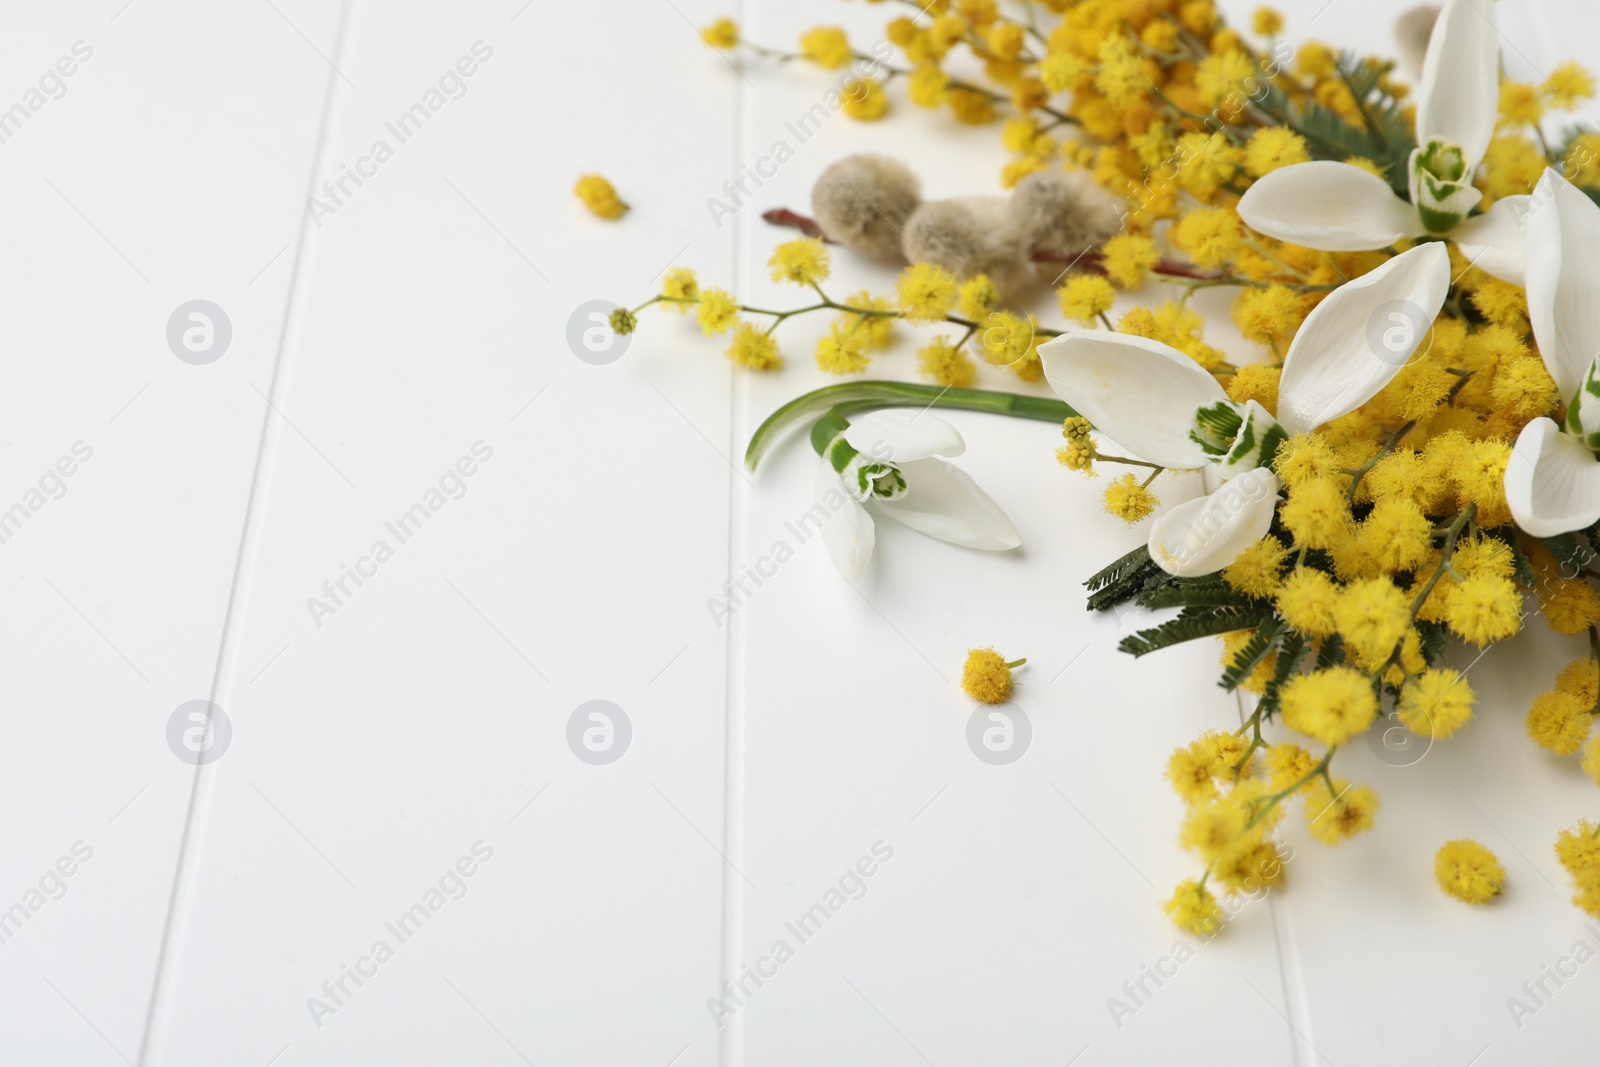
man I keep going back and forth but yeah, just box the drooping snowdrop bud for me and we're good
[902,197,1030,294]
[1007,168,1124,262]
[810,154,922,260]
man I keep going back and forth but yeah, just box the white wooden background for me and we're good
[3,1,1598,1064]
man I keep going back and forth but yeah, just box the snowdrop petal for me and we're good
[1148,469,1280,577]
[1277,243,1451,434]
[815,461,875,579]
[1416,0,1499,168]
[876,458,1021,550]
[843,409,965,462]
[1237,162,1426,251]
[1039,331,1223,469]
[1451,195,1529,286]
[1526,169,1600,402]
[1505,417,1600,537]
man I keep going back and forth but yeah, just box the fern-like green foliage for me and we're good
[1118,605,1274,658]
[1251,52,1416,197]
[1136,577,1257,611]
[1218,617,1288,691]
[1085,544,1164,612]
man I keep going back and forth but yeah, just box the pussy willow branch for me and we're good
[760,208,1341,292]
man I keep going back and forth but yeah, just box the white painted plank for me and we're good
[0,1,339,1063]
[138,1,739,1064]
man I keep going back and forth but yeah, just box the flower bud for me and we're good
[1007,168,1124,263]
[902,196,1029,294]
[811,154,922,260]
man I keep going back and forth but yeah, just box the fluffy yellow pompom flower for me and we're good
[836,292,894,351]
[1357,498,1433,573]
[799,26,852,69]
[1103,473,1158,524]
[768,238,830,285]
[842,78,888,121]
[1168,207,1245,270]
[947,87,998,125]
[725,324,781,370]
[917,338,976,388]
[1544,62,1597,109]
[1040,52,1087,93]
[1251,7,1284,36]
[1276,567,1340,637]
[661,267,699,311]
[1244,127,1309,176]
[700,17,738,49]
[1539,578,1600,636]
[957,275,998,320]
[1280,477,1351,550]
[897,263,957,323]
[1282,667,1378,747]
[1333,578,1411,669]
[1527,690,1592,755]
[1435,840,1505,904]
[1214,840,1287,895]
[1273,434,1342,489]
[1057,274,1116,324]
[1094,35,1150,107]
[814,328,869,375]
[1445,575,1522,645]
[962,648,1023,703]
[908,63,950,108]
[1181,792,1260,865]
[695,288,739,335]
[1195,50,1256,108]
[1265,742,1315,794]
[1166,731,1253,803]
[1164,879,1225,935]
[1580,735,1600,787]
[1556,820,1600,916]
[1222,537,1289,599]
[1398,668,1475,739]
[1307,778,1379,845]
[1232,285,1304,346]
[1498,82,1545,126]
[574,174,628,219]
[1226,363,1281,415]
[1557,658,1600,706]
[1100,233,1160,289]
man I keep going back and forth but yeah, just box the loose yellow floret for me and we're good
[1435,839,1505,904]
[574,174,628,219]
[962,647,1021,703]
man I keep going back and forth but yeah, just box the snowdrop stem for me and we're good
[746,381,1077,471]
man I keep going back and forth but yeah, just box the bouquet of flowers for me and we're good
[601,0,1600,934]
